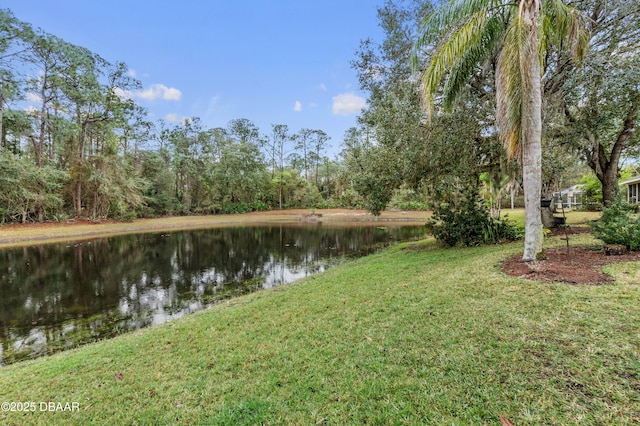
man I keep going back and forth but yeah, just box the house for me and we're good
[620,175,640,203]
[554,184,584,209]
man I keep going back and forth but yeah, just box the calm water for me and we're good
[0,224,424,365]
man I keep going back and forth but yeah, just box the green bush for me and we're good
[392,200,430,211]
[590,202,640,250]
[426,196,521,247]
[114,210,137,222]
[221,203,252,214]
[315,199,338,209]
[250,201,271,212]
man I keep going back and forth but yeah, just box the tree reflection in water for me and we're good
[0,224,423,365]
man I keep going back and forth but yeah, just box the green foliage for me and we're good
[340,129,400,216]
[219,201,270,214]
[336,188,363,209]
[1,10,345,222]
[250,200,271,212]
[0,151,67,222]
[113,210,137,222]
[590,202,640,250]
[392,200,430,211]
[426,196,521,247]
[579,172,603,208]
[554,0,640,206]
[388,187,429,211]
[137,150,177,217]
[221,203,253,214]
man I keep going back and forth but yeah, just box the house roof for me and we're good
[559,184,584,195]
[620,175,640,186]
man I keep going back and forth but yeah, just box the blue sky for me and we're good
[4,1,385,155]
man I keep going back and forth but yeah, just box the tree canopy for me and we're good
[0,8,341,223]
[1,3,639,230]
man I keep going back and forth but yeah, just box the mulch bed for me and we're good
[501,240,640,284]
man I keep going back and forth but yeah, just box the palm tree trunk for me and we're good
[521,0,544,261]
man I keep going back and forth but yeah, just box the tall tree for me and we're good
[272,124,291,209]
[414,0,588,261]
[340,126,401,215]
[0,9,31,146]
[293,128,313,180]
[351,0,506,217]
[227,118,260,147]
[547,0,640,206]
[24,32,68,169]
[310,130,330,187]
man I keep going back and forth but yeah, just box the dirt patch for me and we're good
[545,226,591,237]
[502,245,640,284]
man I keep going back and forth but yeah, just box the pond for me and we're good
[0,223,424,365]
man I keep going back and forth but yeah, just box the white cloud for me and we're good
[163,113,180,123]
[136,84,182,101]
[332,93,366,116]
[162,86,182,101]
[25,92,42,104]
[294,100,302,112]
[127,69,137,78]
[113,87,133,100]
[319,83,327,92]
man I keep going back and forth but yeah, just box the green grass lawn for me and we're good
[1,225,638,425]
[501,208,601,226]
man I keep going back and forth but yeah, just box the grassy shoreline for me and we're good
[1,218,638,424]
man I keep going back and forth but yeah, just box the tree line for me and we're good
[0,9,366,223]
[1,1,639,233]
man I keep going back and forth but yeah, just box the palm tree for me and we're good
[414,0,588,261]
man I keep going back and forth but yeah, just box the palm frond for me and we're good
[417,0,505,44]
[542,0,590,62]
[420,9,499,119]
[413,0,504,68]
[442,14,506,110]
[496,14,532,159]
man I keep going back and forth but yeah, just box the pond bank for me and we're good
[0,232,638,425]
[0,224,426,364]
[0,209,432,249]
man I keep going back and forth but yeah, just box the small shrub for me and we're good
[315,199,339,209]
[221,203,252,214]
[250,201,271,212]
[535,250,547,260]
[53,212,70,223]
[115,210,137,222]
[590,202,640,250]
[426,196,521,247]
[392,200,430,211]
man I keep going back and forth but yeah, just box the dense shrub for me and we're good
[392,200,430,211]
[221,203,252,214]
[590,202,640,250]
[115,210,137,222]
[315,199,338,209]
[426,197,521,247]
[250,201,271,212]
[389,187,429,211]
